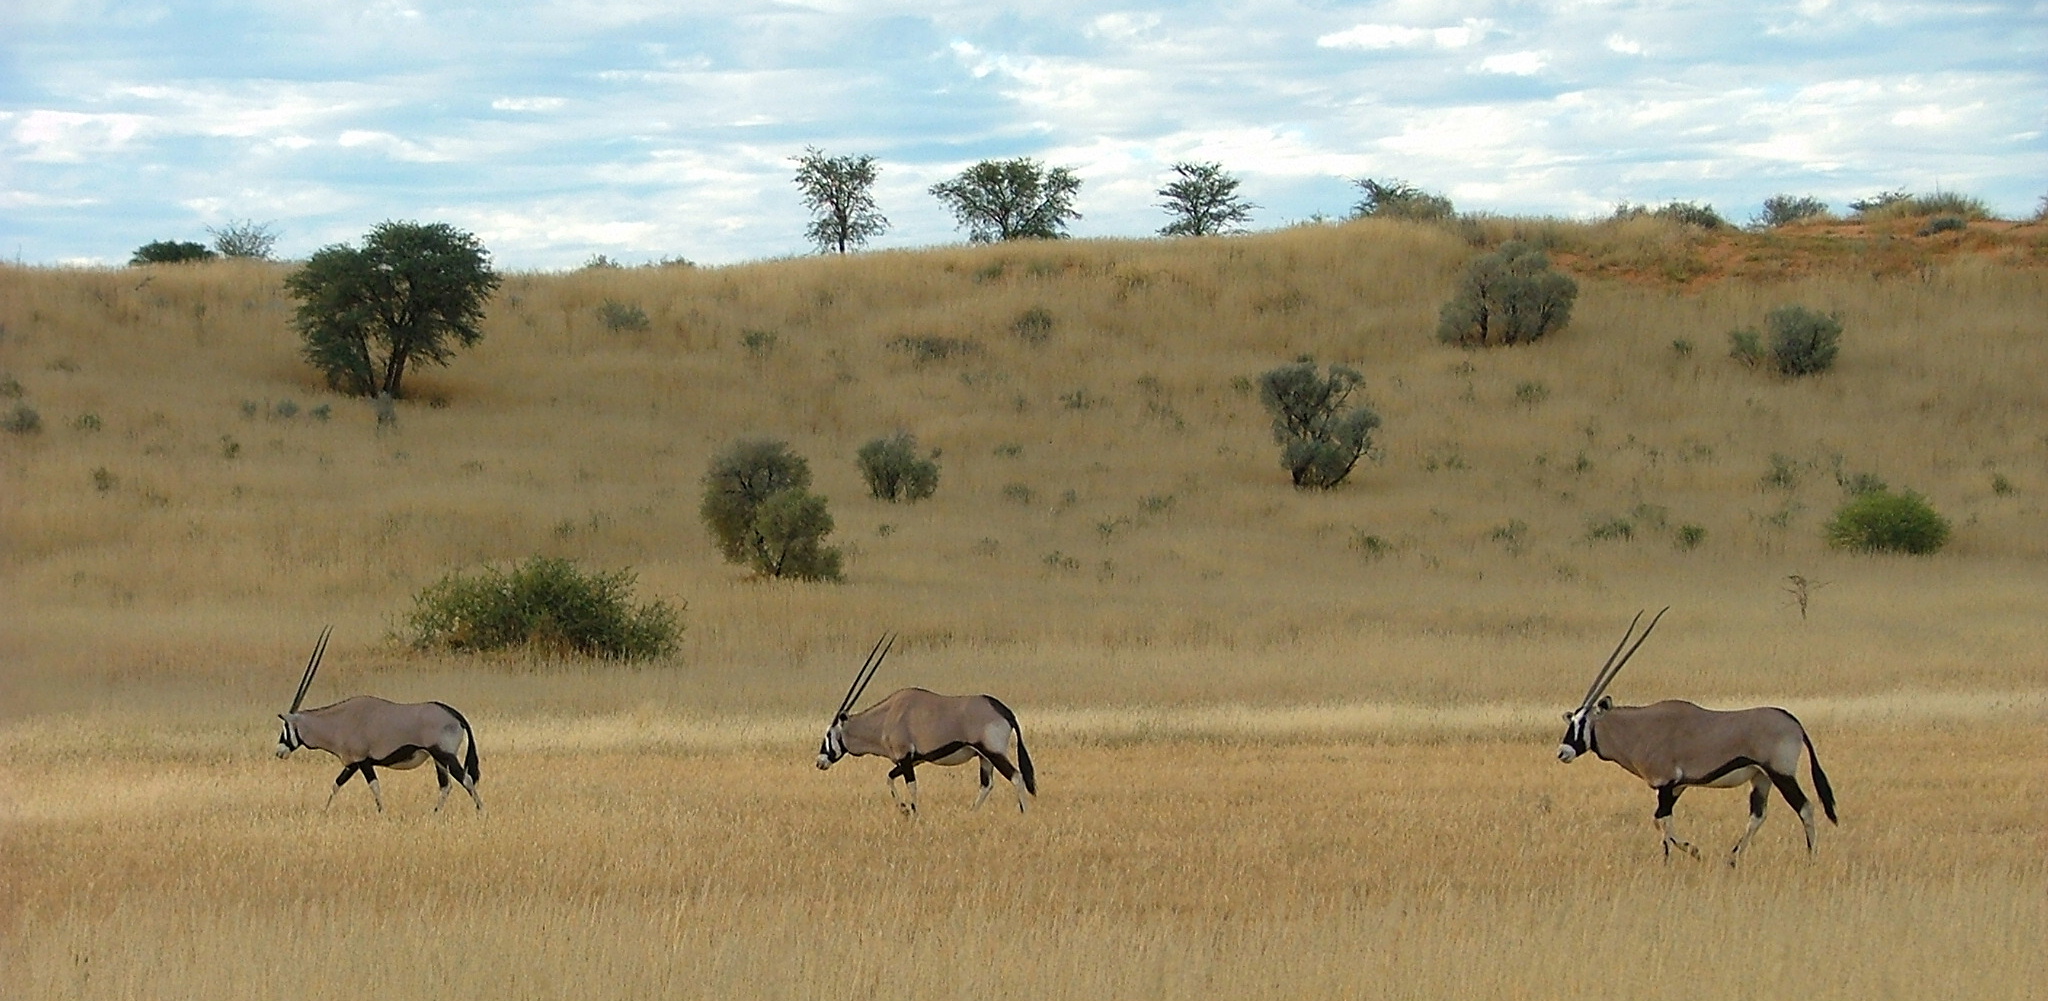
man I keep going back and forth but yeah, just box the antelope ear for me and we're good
[1561,710,1573,721]
[1595,696,1614,712]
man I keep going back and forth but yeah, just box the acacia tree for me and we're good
[929,158,1082,242]
[1352,178,1454,221]
[792,147,889,254]
[130,240,215,265]
[1158,161,1255,237]
[208,219,280,259]
[286,221,500,399]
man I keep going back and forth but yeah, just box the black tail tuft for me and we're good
[983,696,1036,796]
[436,702,481,783]
[1804,732,1836,824]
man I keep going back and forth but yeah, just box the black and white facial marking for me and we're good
[275,714,302,758]
[816,721,846,770]
[1556,697,1610,763]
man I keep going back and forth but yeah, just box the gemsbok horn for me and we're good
[1556,609,1837,863]
[815,634,1037,815]
[274,627,483,813]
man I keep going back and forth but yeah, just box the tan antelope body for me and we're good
[273,629,483,813]
[1557,611,1837,863]
[816,637,1037,815]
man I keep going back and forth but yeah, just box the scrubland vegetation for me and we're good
[4,212,2046,999]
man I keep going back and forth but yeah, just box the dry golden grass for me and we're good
[3,218,2046,998]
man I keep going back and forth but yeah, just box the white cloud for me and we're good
[1605,34,1643,55]
[1319,19,1489,50]
[492,97,567,112]
[1478,51,1548,76]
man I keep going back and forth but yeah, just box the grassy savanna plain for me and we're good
[3,216,2046,999]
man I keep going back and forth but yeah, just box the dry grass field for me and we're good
[4,216,2046,999]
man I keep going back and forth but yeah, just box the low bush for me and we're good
[597,300,651,332]
[130,240,216,265]
[856,432,940,502]
[1437,241,1578,347]
[4,404,41,434]
[1352,178,1455,222]
[1257,358,1382,489]
[1825,489,1949,555]
[1767,305,1842,376]
[405,556,682,659]
[700,438,843,580]
[1755,195,1829,228]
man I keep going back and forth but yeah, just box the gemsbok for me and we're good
[1557,609,1837,864]
[815,635,1037,815]
[274,627,483,813]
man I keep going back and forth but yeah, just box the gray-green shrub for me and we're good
[597,300,651,332]
[1437,241,1578,347]
[1825,489,1949,555]
[1755,195,1829,228]
[4,404,41,434]
[1767,305,1841,376]
[856,432,940,502]
[1352,178,1454,222]
[405,556,681,659]
[1257,358,1382,489]
[751,489,844,581]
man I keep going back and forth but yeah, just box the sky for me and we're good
[4,1,2044,269]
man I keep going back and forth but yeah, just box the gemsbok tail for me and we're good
[984,696,1037,795]
[434,704,477,781]
[1804,731,1835,824]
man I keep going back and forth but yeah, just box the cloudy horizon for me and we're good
[5,0,2043,270]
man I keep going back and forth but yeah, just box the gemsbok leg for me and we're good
[1654,785,1700,860]
[1729,773,1772,863]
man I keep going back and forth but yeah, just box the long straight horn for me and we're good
[835,633,893,720]
[1580,611,1644,707]
[288,626,332,714]
[1587,607,1669,707]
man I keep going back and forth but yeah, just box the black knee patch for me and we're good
[1654,785,1681,819]
[334,764,360,787]
[1748,783,1769,817]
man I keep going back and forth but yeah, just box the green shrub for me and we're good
[72,413,101,432]
[129,240,216,265]
[91,467,119,493]
[1352,178,1455,222]
[1762,453,1800,490]
[1257,358,1381,489]
[751,489,844,581]
[1767,305,1841,376]
[1728,327,1765,367]
[1012,306,1055,344]
[5,404,42,434]
[1825,489,1949,555]
[1616,201,1727,229]
[1436,241,1578,347]
[405,556,681,659]
[597,300,651,332]
[856,432,940,502]
[700,438,842,580]
[1991,473,2015,496]
[1675,524,1707,550]
[0,374,22,398]
[1585,515,1634,542]
[1916,216,1966,237]
[740,329,778,355]
[889,335,980,364]
[1755,195,1829,228]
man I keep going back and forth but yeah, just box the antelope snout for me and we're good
[1556,744,1578,763]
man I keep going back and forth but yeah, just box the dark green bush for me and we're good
[1257,358,1382,489]
[1012,306,1055,344]
[700,438,842,579]
[1755,195,1829,228]
[405,556,681,659]
[1437,241,1578,347]
[751,489,844,580]
[1767,305,1841,376]
[1916,216,1966,237]
[1352,178,1454,222]
[1825,489,1949,555]
[4,404,41,434]
[856,432,940,502]
[597,300,651,332]
[129,240,216,265]
[1728,327,1765,367]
